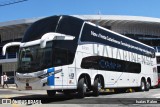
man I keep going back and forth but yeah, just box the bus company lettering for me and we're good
[93,44,153,66]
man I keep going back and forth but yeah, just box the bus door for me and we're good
[62,49,77,88]
[52,48,69,89]
[53,48,76,89]
[68,59,77,87]
[52,66,69,89]
[53,66,63,89]
[61,65,69,88]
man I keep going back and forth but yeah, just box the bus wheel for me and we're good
[139,79,146,91]
[145,81,150,91]
[93,78,102,96]
[77,78,87,98]
[47,90,56,97]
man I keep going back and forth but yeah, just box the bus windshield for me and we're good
[17,40,76,73]
[17,42,53,73]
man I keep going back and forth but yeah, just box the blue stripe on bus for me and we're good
[47,67,55,73]
[47,67,55,86]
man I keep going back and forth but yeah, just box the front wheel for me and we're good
[47,90,56,97]
[77,78,87,98]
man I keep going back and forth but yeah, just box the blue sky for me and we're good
[0,0,160,22]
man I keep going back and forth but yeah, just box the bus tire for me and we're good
[139,79,146,92]
[145,81,150,91]
[93,78,102,96]
[47,90,56,97]
[77,78,87,98]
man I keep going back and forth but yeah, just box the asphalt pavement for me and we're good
[1,86,160,107]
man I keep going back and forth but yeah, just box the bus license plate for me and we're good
[25,86,32,90]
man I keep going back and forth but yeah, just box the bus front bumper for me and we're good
[15,77,63,90]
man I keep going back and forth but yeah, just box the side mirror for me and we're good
[40,33,75,48]
[2,42,21,55]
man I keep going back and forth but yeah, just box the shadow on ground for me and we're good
[6,92,134,104]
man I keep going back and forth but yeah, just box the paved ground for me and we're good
[1,85,160,107]
[0,84,17,89]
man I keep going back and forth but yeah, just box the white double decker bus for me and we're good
[3,15,158,98]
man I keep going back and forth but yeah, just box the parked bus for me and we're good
[2,15,158,98]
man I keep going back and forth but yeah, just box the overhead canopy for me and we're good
[1,15,160,43]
